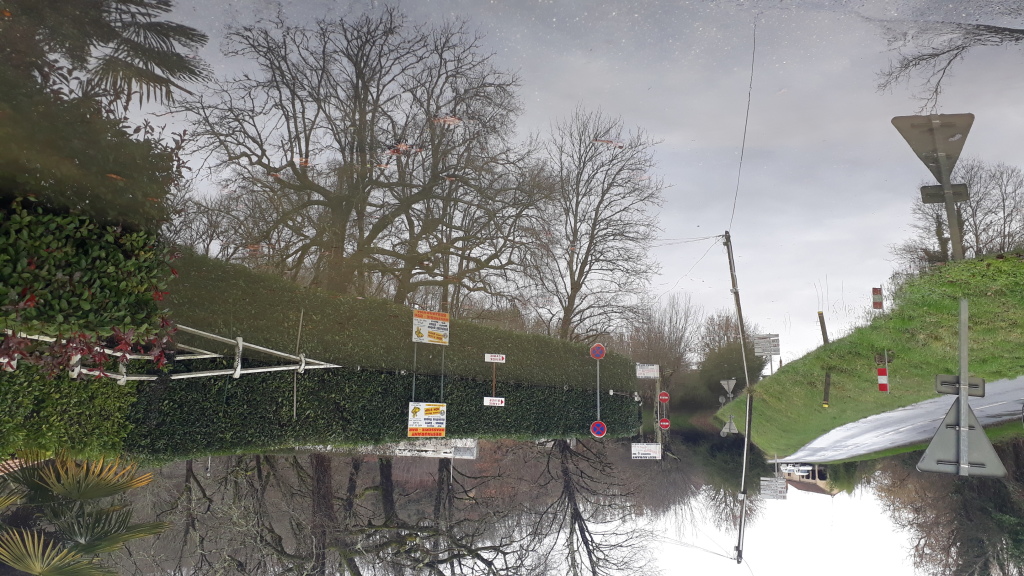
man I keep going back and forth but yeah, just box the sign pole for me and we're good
[958,299,969,476]
[492,362,496,397]
[412,343,417,402]
[441,347,446,402]
[655,376,662,444]
[596,358,601,421]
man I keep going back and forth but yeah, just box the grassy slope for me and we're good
[167,253,636,390]
[717,257,1024,457]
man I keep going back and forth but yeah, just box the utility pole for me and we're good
[724,231,755,565]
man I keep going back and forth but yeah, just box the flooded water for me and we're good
[100,437,1024,575]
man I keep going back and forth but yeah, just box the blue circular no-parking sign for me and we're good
[590,420,607,438]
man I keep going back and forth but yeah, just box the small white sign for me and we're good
[483,397,506,406]
[484,354,506,363]
[631,443,662,460]
[635,363,659,379]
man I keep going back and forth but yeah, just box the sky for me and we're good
[168,0,1024,368]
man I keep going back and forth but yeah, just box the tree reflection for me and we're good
[113,438,736,575]
[874,440,1024,576]
[875,16,1024,111]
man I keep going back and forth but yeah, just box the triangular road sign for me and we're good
[917,398,1006,477]
[892,113,974,184]
[721,415,739,436]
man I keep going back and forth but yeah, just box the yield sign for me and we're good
[917,398,1006,477]
[891,113,974,184]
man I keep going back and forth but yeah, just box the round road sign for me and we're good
[590,420,607,438]
[589,343,606,360]
[658,391,669,403]
[658,418,670,430]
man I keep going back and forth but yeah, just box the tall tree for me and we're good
[892,157,1024,269]
[525,108,664,341]
[180,9,538,306]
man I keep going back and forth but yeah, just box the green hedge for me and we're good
[1,197,173,338]
[0,363,142,457]
[124,359,641,458]
[168,253,636,391]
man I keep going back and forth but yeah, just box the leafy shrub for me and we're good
[125,358,642,458]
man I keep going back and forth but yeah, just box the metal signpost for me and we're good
[721,415,739,437]
[591,343,606,424]
[484,353,506,406]
[917,300,1006,477]
[892,113,975,261]
[411,310,450,401]
[636,363,663,443]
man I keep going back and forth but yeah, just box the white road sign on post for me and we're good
[484,354,506,363]
[412,310,450,345]
[752,334,780,357]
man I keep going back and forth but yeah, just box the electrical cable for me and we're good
[658,235,723,297]
[728,16,759,230]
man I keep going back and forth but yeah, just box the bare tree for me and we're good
[891,157,1024,268]
[876,16,1024,112]
[179,9,539,307]
[524,108,664,342]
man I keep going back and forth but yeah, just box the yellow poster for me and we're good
[412,310,450,345]
[408,402,447,437]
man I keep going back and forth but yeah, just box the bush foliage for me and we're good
[125,358,642,458]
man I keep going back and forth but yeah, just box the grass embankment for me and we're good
[717,257,1024,457]
[168,253,635,390]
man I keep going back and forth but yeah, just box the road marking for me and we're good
[978,401,1009,409]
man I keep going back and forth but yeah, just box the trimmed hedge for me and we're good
[0,363,142,457]
[168,253,636,391]
[124,358,642,458]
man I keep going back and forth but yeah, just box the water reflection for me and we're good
[103,437,1024,575]
[110,433,771,575]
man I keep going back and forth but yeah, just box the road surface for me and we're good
[777,375,1024,463]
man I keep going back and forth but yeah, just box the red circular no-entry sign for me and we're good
[658,418,670,430]
[658,391,670,403]
[590,420,607,438]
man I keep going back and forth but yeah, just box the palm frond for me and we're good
[37,457,153,501]
[0,528,109,576]
[0,480,26,509]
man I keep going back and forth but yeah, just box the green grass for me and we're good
[167,252,635,391]
[717,257,1024,457]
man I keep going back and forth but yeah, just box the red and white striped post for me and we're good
[877,349,890,393]
[872,287,883,310]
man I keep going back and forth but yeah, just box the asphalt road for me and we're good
[777,375,1024,463]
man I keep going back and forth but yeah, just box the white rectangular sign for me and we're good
[484,354,506,363]
[635,363,660,379]
[407,402,447,437]
[412,310,450,345]
[483,397,506,406]
[631,443,662,460]
[753,334,780,357]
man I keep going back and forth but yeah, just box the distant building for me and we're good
[781,464,840,496]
